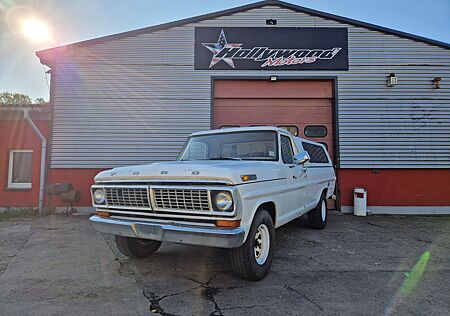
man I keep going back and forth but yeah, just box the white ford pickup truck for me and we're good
[90,126,336,280]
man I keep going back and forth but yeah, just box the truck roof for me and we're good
[190,126,290,137]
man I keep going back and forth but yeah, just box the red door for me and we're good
[213,79,336,209]
[213,79,334,160]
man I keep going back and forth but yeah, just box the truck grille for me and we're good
[105,187,150,208]
[152,188,211,212]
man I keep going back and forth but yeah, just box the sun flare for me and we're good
[20,18,52,43]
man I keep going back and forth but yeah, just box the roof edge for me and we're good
[36,0,450,66]
[277,0,450,49]
[36,0,271,65]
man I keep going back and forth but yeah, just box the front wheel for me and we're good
[307,197,327,230]
[230,209,275,281]
[115,235,162,258]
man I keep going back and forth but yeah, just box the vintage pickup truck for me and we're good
[90,126,336,280]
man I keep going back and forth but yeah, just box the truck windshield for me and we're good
[178,131,278,161]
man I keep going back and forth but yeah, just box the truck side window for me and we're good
[302,142,329,163]
[281,135,294,164]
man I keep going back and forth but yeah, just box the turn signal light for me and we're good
[216,220,241,228]
[96,211,111,218]
[240,174,257,182]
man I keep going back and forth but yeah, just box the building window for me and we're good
[302,142,329,164]
[278,125,299,136]
[281,135,294,164]
[8,150,33,189]
[304,125,327,138]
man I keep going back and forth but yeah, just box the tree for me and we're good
[0,92,47,105]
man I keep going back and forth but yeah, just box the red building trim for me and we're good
[47,169,104,207]
[0,117,50,208]
[44,168,450,208]
[338,169,450,206]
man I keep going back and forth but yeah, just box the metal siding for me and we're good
[50,5,450,168]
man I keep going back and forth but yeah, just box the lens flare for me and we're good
[400,251,430,295]
[20,18,52,43]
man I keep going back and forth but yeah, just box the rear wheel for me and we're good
[115,236,162,258]
[230,209,275,281]
[307,196,327,230]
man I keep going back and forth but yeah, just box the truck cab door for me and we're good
[278,135,308,226]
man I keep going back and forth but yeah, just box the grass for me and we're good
[0,208,40,221]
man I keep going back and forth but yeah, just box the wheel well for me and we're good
[258,202,276,224]
[321,188,328,199]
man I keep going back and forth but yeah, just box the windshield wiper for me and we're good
[208,157,242,161]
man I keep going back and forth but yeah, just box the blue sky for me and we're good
[1,0,449,100]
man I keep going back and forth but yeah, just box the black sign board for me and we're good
[195,27,348,70]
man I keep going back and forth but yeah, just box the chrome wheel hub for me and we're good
[321,200,326,221]
[254,224,270,265]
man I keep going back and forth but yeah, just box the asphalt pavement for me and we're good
[0,212,449,315]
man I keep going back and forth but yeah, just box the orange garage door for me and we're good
[212,79,335,162]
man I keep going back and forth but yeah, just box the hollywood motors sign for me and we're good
[195,27,348,70]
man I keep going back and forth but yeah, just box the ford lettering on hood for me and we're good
[94,160,284,185]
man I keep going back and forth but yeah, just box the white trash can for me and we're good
[354,188,367,216]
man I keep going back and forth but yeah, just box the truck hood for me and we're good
[94,160,284,185]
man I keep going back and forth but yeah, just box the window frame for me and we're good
[301,141,329,164]
[178,130,279,162]
[7,149,33,189]
[304,125,328,138]
[280,135,295,165]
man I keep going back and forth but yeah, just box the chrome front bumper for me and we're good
[89,215,245,248]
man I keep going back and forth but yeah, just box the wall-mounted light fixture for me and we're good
[270,76,278,82]
[432,77,442,89]
[387,73,397,87]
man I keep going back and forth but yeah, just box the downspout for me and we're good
[23,109,47,215]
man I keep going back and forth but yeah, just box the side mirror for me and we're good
[294,151,310,165]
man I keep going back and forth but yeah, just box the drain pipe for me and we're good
[23,109,47,215]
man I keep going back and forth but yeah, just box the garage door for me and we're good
[212,80,335,161]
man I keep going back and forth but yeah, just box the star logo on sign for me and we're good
[202,29,242,68]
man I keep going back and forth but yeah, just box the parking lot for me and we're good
[0,212,449,315]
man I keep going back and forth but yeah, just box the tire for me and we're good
[230,209,275,281]
[115,235,162,259]
[307,195,327,230]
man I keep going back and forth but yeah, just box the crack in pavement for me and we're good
[142,275,223,316]
[284,285,325,312]
[100,234,203,315]
[299,237,323,246]
[143,288,180,316]
[363,221,386,228]
[0,229,33,278]
[202,286,222,316]
[101,235,139,279]
[184,275,224,316]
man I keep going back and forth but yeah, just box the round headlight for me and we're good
[214,191,233,211]
[93,189,106,204]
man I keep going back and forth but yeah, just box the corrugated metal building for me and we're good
[35,0,450,214]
